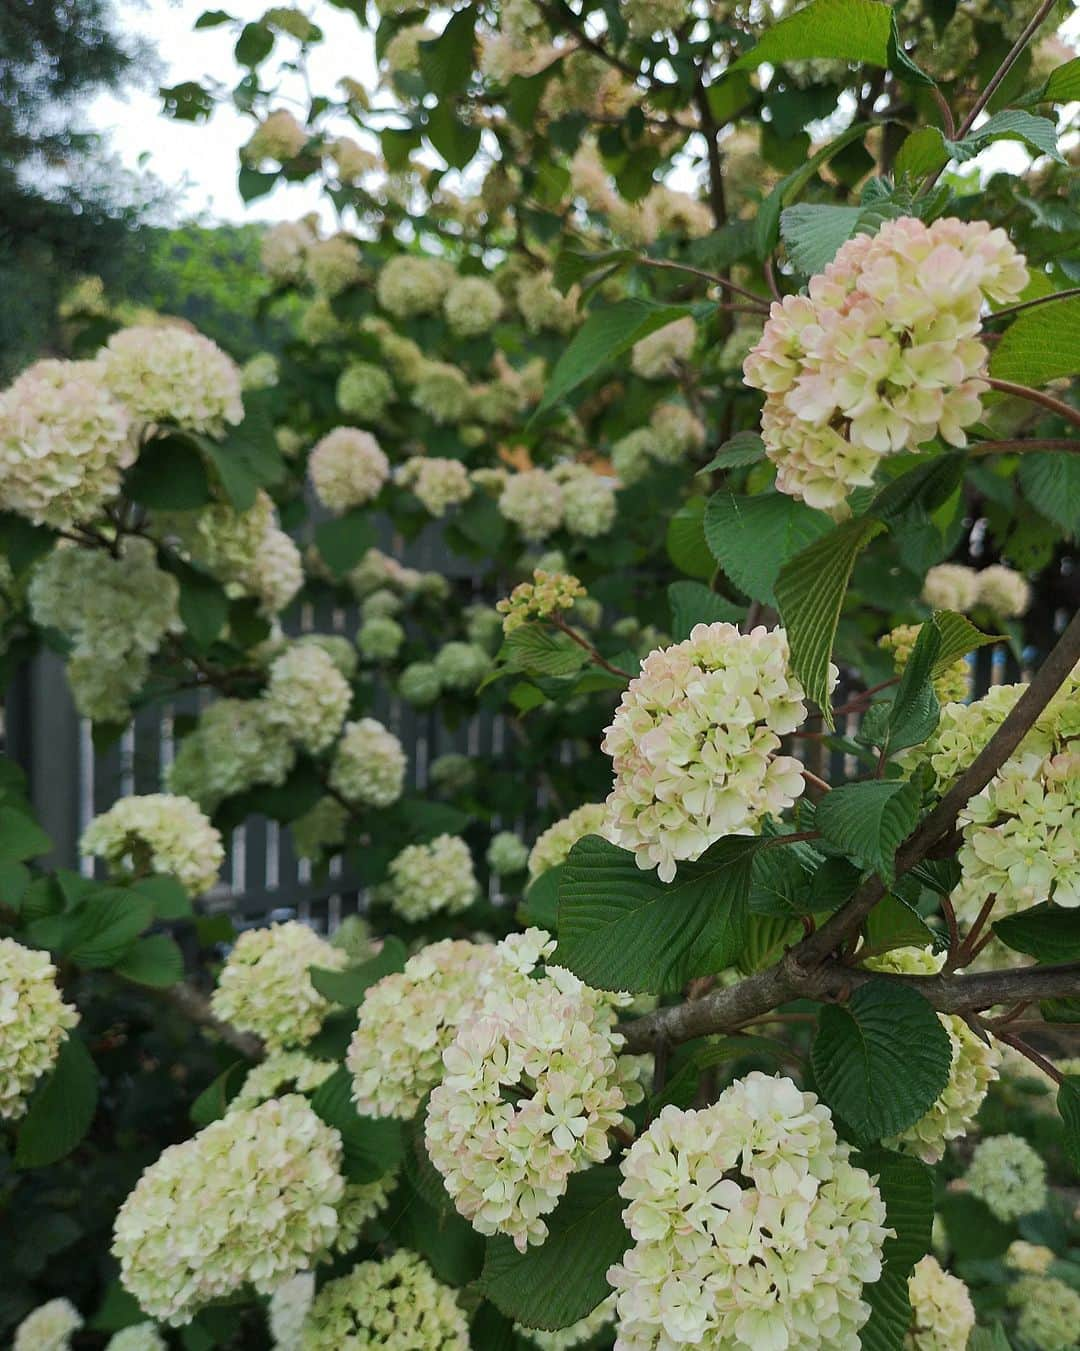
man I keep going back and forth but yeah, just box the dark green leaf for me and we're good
[65,890,155,968]
[125,433,212,509]
[425,101,482,168]
[315,510,378,578]
[937,1192,1012,1260]
[704,491,831,605]
[521,865,563,931]
[1057,1076,1080,1176]
[994,905,1080,964]
[699,431,765,473]
[311,937,408,1006]
[15,1036,99,1167]
[311,1067,403,1182]
[1019,452,1080,537]
[863,1147,934,1274]
[235,20,273,67]
[859,1269,911,1351]
[418,8,478,96]
[190,1061,248,1127]
[930,610,1003,674]
[666,580,745,639]
[991,293,1080,386]
[113,935,185,987]
[814,780,919,882]
[0,808,51,862]
[885,620,940,754]
[130,874,194,921]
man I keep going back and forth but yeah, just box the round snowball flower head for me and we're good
[261,219,314,282]
[398,455,473,516]
[976,563,1031,618]
[347,936,537,1118]
[80,793,224,896]
[113,1095,345,1325]
[228,1049,336,1113]
[13,1299,83,1351]
[412,360,472,424]
[922,562,979,613]
[398,660,442,706]
[308,427,389,513]
[528,803,610,878]
[965,1133,1048,1222]
[434,640,492,692]
[335,361,395,422]
[516,1296,616,1349]
[298,1250,468,1349]
[0,938,80,1121]
[603,623,820,882]
[328,717,406,808]
[242,108,309,164]
[609,1073,891,1350]
[905,1255,974,1351]
[356,614,405,661]
[630,315,696,379]
[743,217,1028,512]
[264,644,352,754]
[305,234,363,297]
[104,1325,167,1351]
[426,964,642,1250]
[210,921,347,1052]
[1006,1240,1056,1276]
[869,947,999,1164]
[98,324,243,437]
[386,833,477,922]
[0,358,134,527]
[555,463,617,538]
[487,830,529,876]
[444,275,504,337]
[269,1271,315,1350]
[167,697,296,812]
[650,401,706,462]
[431,752,475,795]
[1012,1275,1080,1351]
[376,254,455,319]
[499,468,565,541]
[252,524,304,615]
[516,269,580,334]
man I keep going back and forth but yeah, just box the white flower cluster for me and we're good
[444,275,504,337]
[167,697,296,811]
[210,921,347,1052]
[348,937,526,1118]
[975,563,1031,618]
[499,468,566,541]
[953,749,1080,923]
[305,234,363,296]
[29,538,180,723]
[13,1299,83,1351]
[487,830,530,875]
[879,623,970,704]
[922,561,1030,617]
[386,833,477,922]
[412,360,472,424]
[630,316,696,379]
[80,793,224,896]
[905,1255,974,1351]
[398,455,472,516]
[308,428,389,512]
[98,324,244,437]
[291,797,349,861]
[609,1073,890,1350]
[516,270,580,335]
[868,947,999,1164]
[965,1133,1048,1221]
[326,716,407,809]
[336,361,395,421]
[0,358,134,526]
[1010,1275,1080,1351]
[113,1095,345,1325]
[528,802,610,878]
[434,640,492,692]
[261,219,316,282]
[242,108,309,164]
[555,463,618,538]
[376,255,455,319]
[228,1049,336,1113]
[743,217,1028,511]
[103,1325,167,1351]
[603,623,817,882]
[269,1271,316,1350]
[297,1251,468,1349]
[357,614,404,661]
[264,644,352,754]
[426,963,641,1250]
[517,1297,616,1349]
[0,937,79,1121]
[1006,1240,1056,1275]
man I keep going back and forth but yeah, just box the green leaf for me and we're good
[814,780,919,882]
[1043,56,1080,103]
[521,865,563,930]
[382,1173,485,1287]
[698,431,766,472]
[779,203,863,274]
[666,496,716,580]
[967,1325,1013,1351]
[1019,452,1080,537]
[310,1067,403,1182]
[811,980,952,1138]
[0,807,52,862]
[555,835,758,994]
[1057,1077,1080,1176]
[201,405,284,511]
[310,937,408,1005]
[15,1036,99,1168]
[190,1061,247,1127]
[166,557,228,650]
[930,611,1002,673]
[124,433,212,510]
[130,874,194,921]
[418,7,477,96]
[732,0,893,70]
[194,9,232,27]
[425,101,481,168]
[537,300,693,414]
[502,626,588,678]
[956,109,1064,164]
[235,20,273,66]
[238,165,278,201]
[0,859,29,911]
[113,934,185,987]
[994,905,1080,964]
[859,1269,911,1351]
[480,1166,627,1329]
[704,491,831,605]
[990,293,1080,386]
[864,1147,934,1275]
[774,516,883,725]
[315,510,378,578]
[884,620,940,754]
[666,581,745,640]
[553,246,637,295]
[937,1192,1012,1260]
[748,845,817,916]
[864,893,936,954]
[894,126,950,181]
[64,890,155,969]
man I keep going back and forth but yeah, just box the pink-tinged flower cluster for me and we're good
[603,623,819,882]
[425,962,641,1251]
[609,1074,890,1350]
[743,217,1028,512]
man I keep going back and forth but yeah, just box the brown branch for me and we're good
[986,378,1080,431]
[549,614,633,679]
[955,0,1061,139]
[161,981,264,1059]
[986,287,1080,323]
[971,437,1079,456]
[993,1027,1065,1085]
[636,256,769,310]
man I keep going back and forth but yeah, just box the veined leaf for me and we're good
[814,780,920,882]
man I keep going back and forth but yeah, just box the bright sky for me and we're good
[89,0,378,225]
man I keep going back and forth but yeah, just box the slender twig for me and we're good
[940,895,961,966]
[986,377,1080,430]
[763,258,782,304]
[931,85,957,140]
[955,0,1061,139]
[951,891,999,970]
[971,437,1079,456]
[985,287,1080,323]
[826,676,901,720]
[636,256,769,309]
[162,982,264,1059]
[802,768,832,794]
[993,1027,1065,1085]
[549,614,633,680]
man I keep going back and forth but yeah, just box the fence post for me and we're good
[7,651,83,869]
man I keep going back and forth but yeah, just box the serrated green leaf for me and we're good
[894,126,949,181]
[201,405,284,511]
[502,626,589,678]
[929,610,1002,673]
[815,780,919,882]
[865,893,936,954]
[311,937,408,1006]
[859,1269,911,1351]
[1058,1077,1080,1176]
[811,980,952,1138]
[937,1192,1012,1260]
[190,1061,248,1127]
[65,890,155,969]
[520,865,563,930]
[537,300,693,414]
[15,1036,99,1168]
[556,835,758,993]
[884,620,940,755]
[956,109,1064,164]
[311,1068,403,1183]
[994,905,1080,964]
[125,432,213,510]
[775,516,882,725]
[480,1166,627,1329]
[666,496,716,580]
[114,935,185,987]
[779,203,863,274]
[704,492,831,605]
[0,807,52,862]
[698,431,766,473]
[1043,56,1080,103]
[863,1147,934,1274]
[967,1324,1013,1351]
[991,293,1080,386]
[131,874,194,921]
[666,581,745,640]
[418,7,476,96]
[1019,453,1080,537]
[732,0,893,71]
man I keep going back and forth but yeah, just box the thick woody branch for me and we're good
[162,981,264,1060]
[620,608,1080,1054]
